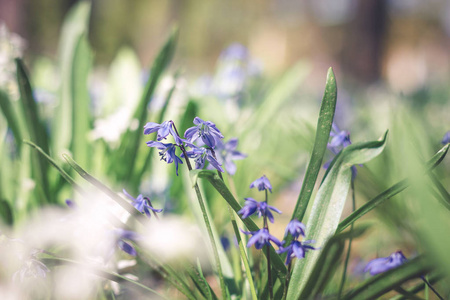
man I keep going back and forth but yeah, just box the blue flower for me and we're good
[238,198,281,223]
[249,175,272,192]
[213,138,247,175]
[144,121,182,145]
[364,251,408,275]
[123,189,163,218]
[184,117,224,148]
[114,229,140,256]
[146,141,183,175]
[442,131,450,145]
[277,240,317,265]
[241,228,282,250]
[284,219,306,239]
[182,145,224,172]
[328,123,351,155]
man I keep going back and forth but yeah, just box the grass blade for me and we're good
[0,90,23,151]
[16,58,51,203]
[337,144,449,232]
[71,33,92,168]
[287,132,388,300]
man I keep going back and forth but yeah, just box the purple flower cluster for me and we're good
[123,189,162,218]
[144,117,246,176]
[364,251,407,275]
[324,123,357,179]
[277,219,317,265]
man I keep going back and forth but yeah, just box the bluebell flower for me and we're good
[328,123,351,155]
[13,258,50,282]
[65,199,76,209]
[238,198,281,223]
[182,145,224,172]
[241,228,282,250]
[284,219,306,239]
[123,189,163,218]
[277,240,317,265]
[364,251,408,275]
[249,175,272,192]
[146,141,183,175]
[212,138,247,175]
[184,117,224,148]
[144,120,182,145]
[442,131,450,145]
[114,229,140,256]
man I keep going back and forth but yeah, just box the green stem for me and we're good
[282,262,292,300]
[338,179,356,298]
[420,276,444,300]
[172,123,228,299]
[264,189,274,300]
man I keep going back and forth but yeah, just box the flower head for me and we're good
[13,258,49,282]
[114,229,140,256]
[182,145,224,172]
[249,175,272,192]
[123,189,163,218]
[442,131,450,145]
[238,198,281,223]
[277,240,316,265]
[284,219,306,239]
[144,120,182,145]
[364,251,408,275]
[146,141,183,175]
[213,138,247,175]
[241,228,281,250]
[184,117,224,148]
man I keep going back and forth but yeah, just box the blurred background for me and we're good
[1,0,449,91]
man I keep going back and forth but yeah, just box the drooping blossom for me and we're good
[241,228,282,250]
[114,229,140,257]
[442,131,450,145]
[249,175,272,192]
[364,251,408,275]
[182,145,224,172]
[146,141,183,175]
[144,121,182,145]
[277,240,317,265]
[184,117,224,148]
[123,189,163,218]
[212,138,247,175]
[324,123,357,179]
[238,198,281,223]
[284,219,306,239]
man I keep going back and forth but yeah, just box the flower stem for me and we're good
[338,179,356,299]
[282,262,292,300]
[264,189,274,300]
[420,276,444,300]
[172,122,228,299]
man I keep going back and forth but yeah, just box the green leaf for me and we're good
[298,225,370,298]
[287,131,388,300]
[190,169,287,281]
[342,256,433,300]
[54,1,91,153]
[71,33,92,169]
[115,27,178,181]
[16,58,51,203]
[291,67,337,233]
[0,199,14,225]
[337,144,449,233]
[0,90,22,152]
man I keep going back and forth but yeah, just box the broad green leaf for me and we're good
[191,169,287,281]
[337,144,449,232]
[71,33,92,169]
[298,225,370,298]
[290,67,337,237]
[342,256,432,300]
[287,132,388,300]
[16,58,51,203]
[54,1,91,154]
[114,27,178,181]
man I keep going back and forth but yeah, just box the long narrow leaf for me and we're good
[16,58,51,203]
[337,144,449,232]
[0,90,22,151]
[287,132,388,300]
